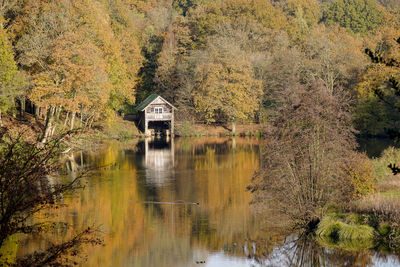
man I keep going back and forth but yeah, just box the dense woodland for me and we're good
[0,0,398,135]
[2,0,400,265]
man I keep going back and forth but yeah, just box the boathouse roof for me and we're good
[135,94,177,111]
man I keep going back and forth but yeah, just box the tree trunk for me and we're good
[0,110,3,127]
[35,106,40,118]
[56,106,61,121]
[231,120,236,135]
[41,106,55,143]
[88,115,95,129]
[64,111,69,127]
[50,124,57,137]
[83,117,89,130]
[44,106,48,121]
[70,112,76,131]
[20,96,26,116]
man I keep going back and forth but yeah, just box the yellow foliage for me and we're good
[345,153,377,199]
[191,40,262,123]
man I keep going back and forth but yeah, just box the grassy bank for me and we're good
[63,118,143,151]
[175,121,265,137]
[316,146,400,252]
[2,114,266,153]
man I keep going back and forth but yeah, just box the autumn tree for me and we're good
[283,0,321,28]
[355,28,400,135]
[8,0,75,127]
[9,0,72,72]
[181,33,262,132]
[281,0,321,41]
[76,0,141,112]
[301,26,366,95]
[30,31,111,140]
[105,0,143,111]
[133,3,176,103]
[200,20,299,123]
[187,0,289,49]
[2,0,144,135]
[154,16,192,103]
[376,0,400,9]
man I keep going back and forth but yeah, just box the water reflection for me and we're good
[13,137,400,266]
[255,234,400,267]
[142,137,175,186]
[212,233,400,267]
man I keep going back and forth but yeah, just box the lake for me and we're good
[15,137,400,266]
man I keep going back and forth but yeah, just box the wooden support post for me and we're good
[171,110,174,136]
[144,109,149,135]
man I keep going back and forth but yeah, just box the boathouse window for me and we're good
[150,108,154,113]
[154,107,163,114]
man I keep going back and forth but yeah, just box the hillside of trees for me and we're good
[0,0,398,136]
[2,1,400,264]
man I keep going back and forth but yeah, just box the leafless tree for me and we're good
[249,82,356,229]
[0,128,102,266]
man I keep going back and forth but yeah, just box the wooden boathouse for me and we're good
[136,94,176,136]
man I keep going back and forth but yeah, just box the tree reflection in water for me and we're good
[13,137,400,267]
[234,233,400,267]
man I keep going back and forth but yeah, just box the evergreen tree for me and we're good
[323,0,384,34]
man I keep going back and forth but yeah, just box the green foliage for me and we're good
[137,35,164,103]
[339,223,375,241]
[0,235,18,266]
[317,216,343,240]
[316,214,376,250]
[0,25,21,115]
[175,121,193,136]
[322,0,384,34]
[105,0,143,108]
[353,96,400,135]
[378,222,391,236]
[173,0,197,16]
[102,119,140,139]
[284,0,321,31]
[373,147,400,181]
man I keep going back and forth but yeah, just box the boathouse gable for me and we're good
[136,94,176,136]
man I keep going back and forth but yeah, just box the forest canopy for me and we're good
[0,0,397,135]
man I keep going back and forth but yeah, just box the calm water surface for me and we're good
[16,137,400,266]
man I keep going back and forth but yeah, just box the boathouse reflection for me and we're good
[143,137,175,186]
